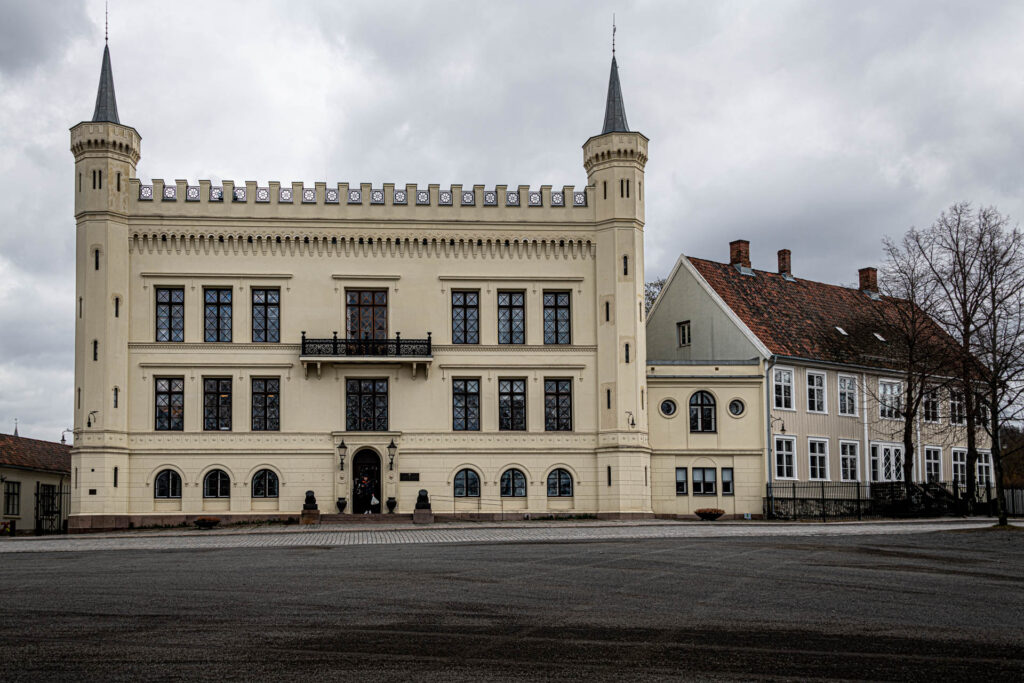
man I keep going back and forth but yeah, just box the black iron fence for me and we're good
[300,332,431,358]
[34,481,69,535]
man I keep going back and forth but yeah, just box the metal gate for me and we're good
[34,482,69,535]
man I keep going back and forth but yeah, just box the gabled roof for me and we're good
[92,44,120,124]
[0,434,71,475]
[601,56,629,134]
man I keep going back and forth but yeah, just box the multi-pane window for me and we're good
[498,378,527,431]
[497,291,526,344]
[452,379,481,431]
[204,288,232,342]
[155,377,184,431]
[547,468,573,497]
[775,437,795,479]
[976,394,991,427]
[251,378,280,431]
[722,468,734,496]
[347,290,388,340]
[251,289,280,343]
[203,469,230,498]
[693,468,717,495]
[879,381,902,419]
[203,378,232,431]
[925,447,941,483]
[154,470,181,499]
[870,444,903,482]
[689,391,716,432]
[923,389,940,423]
[840,441,859,481]
[838,375,858,416]
[454,468,481,497]
[346,379,389,431]
[950,392,966,425]
[774,368,793,410]
[952,449,967,483]
[251,469,279,498]
[544,379,572,431]
[675,468,688,495]
[543,291,571,344]
[677,321,691,347]
[155,287,185,342]
[451,291,480,344]
[809,439,828,480]
[500,468,527,497]
[977,452,993,487]
[3,481,20,516]
[807,372,826,413]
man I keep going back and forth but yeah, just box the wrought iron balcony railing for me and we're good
[300,331,432,358]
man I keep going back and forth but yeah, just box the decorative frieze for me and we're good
[162,185,177,201]
[255,187,271,203]
[185,185,200,202]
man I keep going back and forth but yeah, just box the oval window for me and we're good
[660,399,677,417]
[729,399,745,416]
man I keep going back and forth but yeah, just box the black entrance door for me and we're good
[352,450,382,514]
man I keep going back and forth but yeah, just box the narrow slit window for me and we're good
[114,297,120,318]
[92,170,96,189]
[623,255,629,276]
[639,182,642,200]
[93,340,98,361]
[626,179,630,198]
[607,465,612,486]
[94,249,100,270]
[116,172,121,192]
[605,301,610,321]
[78,173,82,192]
[98,170,102,189]
[79,298,83,318]
[113,467,118,488]
[606,388,611,409]
[113,387,119,408]
[625,343,630,363]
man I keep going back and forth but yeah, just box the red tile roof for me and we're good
[0,434,71,474]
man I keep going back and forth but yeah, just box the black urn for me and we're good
[386,496,397,513]
[336,497,347,513]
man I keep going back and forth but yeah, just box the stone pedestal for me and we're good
[413,508,433,524]
[300,509,321,525]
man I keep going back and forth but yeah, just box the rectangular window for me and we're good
[544,378,573,431]
[693,468,717,495]
[840,441,859,481]
[155,287,185,342]
[251,289,280,343]
[923,389,940,423]
[722,468,734,496]
[154,377,184,431]
[451,291,480,344]
[925,447,941,482]
[497,291,526,344]
[952,449,967,483]
[498,378,527,431]
[775,436,795,479]
[675,468,688,495]
[870,443,904,482]
[203,378,232,431]
[677,321,691,347]
[879,381,902,419]
[204,288,232,342]
[251,377,280,431]
[347,290,388,340]
[807,371,826,413]
[977,452,992,487]
[452,378,481,431]
[346,378,389,431]
[950,391,966,425]
[838,375,858,416]
[543,291,571,344]
[3,481,20,516]
[774,368,794,410]
[809,439,829,480]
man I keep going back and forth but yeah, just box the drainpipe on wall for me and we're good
[916,413,923,483]
[765,356,777,487]
[861,372,870,494]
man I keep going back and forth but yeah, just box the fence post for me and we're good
[792,481,797,521]
[857,483,863,521]
[821,481,827,523]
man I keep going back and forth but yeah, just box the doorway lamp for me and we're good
[337,440,347,470]
[770,417,786,434]
[387,439,397,470]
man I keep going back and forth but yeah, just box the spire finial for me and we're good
[612,14,616,56]
[105,2,109,44]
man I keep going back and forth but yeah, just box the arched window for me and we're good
[154,469,182,499]
[454,468,480,497]
[547,468,573,497]
[203,469,231,498]
[500,468,527,497]
[690,391,717,433]
[251,469,279,498]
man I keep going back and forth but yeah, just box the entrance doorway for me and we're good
[352,449,382,514]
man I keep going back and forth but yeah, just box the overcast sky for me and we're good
[2,0,1023,441]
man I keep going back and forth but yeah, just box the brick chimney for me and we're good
[729,240,751,269]
[859,267,878,293]
[778,249,791,276]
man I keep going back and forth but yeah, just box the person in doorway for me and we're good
[355,474,373,514]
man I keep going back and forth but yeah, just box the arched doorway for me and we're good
[352,449,382,514]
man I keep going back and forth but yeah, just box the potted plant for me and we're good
[695,508,724,522]
[194,516,221,530]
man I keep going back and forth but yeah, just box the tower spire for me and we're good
[91,40,120,123]
[600,47,629,134]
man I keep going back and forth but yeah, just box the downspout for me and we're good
[861,372,870,494]
[915,413,922,483]
[765,356,777,486]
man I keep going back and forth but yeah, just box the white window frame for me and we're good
[808,438,829,481]
[806,371,827,414]
[977,451,992,487]
[773,367,795,411]
[923,388,941,424]
[676,321,691,347]
[879,380,902,420]
[950,392,966,425]
[924,446,942,483]
[952,449,967,483]
[774,435,796,479]
[870,442,905,482]
[839,440,860,482]
[838,374,858,417]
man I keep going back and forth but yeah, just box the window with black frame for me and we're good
[543,291,571,344]
[204,288,232,342]
[3,481,20,515]
[722,468,734,495]
[454,468,480,497]
[498,378,527,430]
[155,377,184,431]
[689,391,716,432]
[251,288,280,343]
[251,378,280,431]
[251,469,279,498]
[155,287,184,342]
[497,291,525,344]
[547,468,573,497]
[500,469,527,497]
[203,469,230,498]
[346,378,389,431]
[452,378,480,431]
[693,467,717,495]
[451,291,480,344]
[203,378,232,431]
[544,379,572,431]
[154,470,182,499]
[675,468,688,495]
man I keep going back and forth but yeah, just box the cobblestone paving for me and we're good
[0,518,1011,553]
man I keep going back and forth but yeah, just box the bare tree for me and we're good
[645,277,666,314]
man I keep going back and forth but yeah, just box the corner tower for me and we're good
[584,53,651,516]
[69,40,140,519]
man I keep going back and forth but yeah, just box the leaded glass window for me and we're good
[498,378,527,431]
[347,290,387,340]
[251,469,279,498]
[203,469,230,498]
[154,470,182,499]
[452,378,480,431]
[689,391,716,432]
[544,378,572,431]
[203,378,232,431]
[500,469,527,497]
[451,291,479,344]
[543,291,571,345]
[252,288,280,343]
[156,287,185,342]
[454,468,480,497]
[204,288,232,342]
[547,468,573,497]
[155,377,184,431]
[251,378,280,431]
[497,291,525,344]
[346,378,388,431]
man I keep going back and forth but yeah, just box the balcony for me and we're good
[300,331,432,378]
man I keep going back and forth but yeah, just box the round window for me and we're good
[660,399,677,417]
[728,399,745,416]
